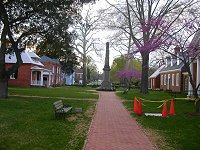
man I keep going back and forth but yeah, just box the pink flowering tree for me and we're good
[126,0,200,94]
[106,0,199,94]
[117,68,141,90]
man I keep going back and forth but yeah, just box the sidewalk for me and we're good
[84,92,156,150]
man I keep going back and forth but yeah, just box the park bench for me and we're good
[53,100,72,118]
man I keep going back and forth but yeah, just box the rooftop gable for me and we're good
[160,62,184,72]
[40,56,60,64]
[5,51,44,66]
[149,65,165,78]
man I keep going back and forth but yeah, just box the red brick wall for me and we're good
[160,70,182,92]
[6,64,32,87]
[6,61,62,87]
[155,76,160,89]
[149,76,160,89]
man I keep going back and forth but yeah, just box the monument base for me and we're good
[98,81,115,91]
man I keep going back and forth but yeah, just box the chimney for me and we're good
[174,46,180,55]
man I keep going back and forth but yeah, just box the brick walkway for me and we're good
[84,92,157,150]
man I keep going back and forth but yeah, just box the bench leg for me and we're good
[55,112,66,119]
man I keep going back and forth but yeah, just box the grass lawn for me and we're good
[0,86,98,150]
[8,86,98,99]
[117,89,200,150]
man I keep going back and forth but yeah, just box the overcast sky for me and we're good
[81,0,122,73]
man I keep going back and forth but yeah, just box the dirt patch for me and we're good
[67,104,96,149]
[84,107,95,117]
[67,115,78,122]
[143,128,175,150]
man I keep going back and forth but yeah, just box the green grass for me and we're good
[117,89,186,101]
[0,86,98,150]
[117,89,200,150]
[8,86,98,99]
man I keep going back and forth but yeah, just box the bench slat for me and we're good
[53,100,62,105]
[53,100,64,110]
[63,107,72,112]
[54,104,63,110]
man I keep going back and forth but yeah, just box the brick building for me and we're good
[150,48,198,94]
[150,31,200,95]
[159,57,185,92]
[6,51,62,87]
[40,56,63,86]
[74,68,83,84]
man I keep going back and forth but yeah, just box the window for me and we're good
[164,74,166,85]
[52,66,55,73]
[80,74,82,79]
[172,74,175,86]
[153,79,155,87]
[176,73,179,86]
[10,73,15,79]
[10,70,18,79]
[161,75,163,85]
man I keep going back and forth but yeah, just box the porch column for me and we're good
[40,70,43,86]
[49,74,51,87]
[31,70,33,85]
[188,58,193,97]
[197,56,200,96]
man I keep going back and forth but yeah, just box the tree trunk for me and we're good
[82,55,87,86]
[140,52,149,94]
[188,65,200,113]
[193,88,200,113]
[195,101,200,113]
[0,27,8,99]
[0,79,8,99]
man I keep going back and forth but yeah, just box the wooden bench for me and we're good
[53,100,72,118]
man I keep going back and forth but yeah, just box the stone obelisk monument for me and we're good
[100,42,112,90]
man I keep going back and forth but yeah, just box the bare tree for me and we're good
[72,6,102,86]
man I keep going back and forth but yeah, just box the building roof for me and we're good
[149,65,165,78]
[190,30,200,46]
[160,62,184,72]
[40,56,60,64]
[28,52,40,59]
[5,51,44,66]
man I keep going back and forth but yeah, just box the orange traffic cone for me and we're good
[134,97,139,113]
[169,99,175,115]
[162,101,168,117]
[137,99,143,116]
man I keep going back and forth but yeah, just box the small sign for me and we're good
[144,113,162,117]
[75,108,82,113]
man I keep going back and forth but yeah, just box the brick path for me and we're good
[84,92,156,150]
